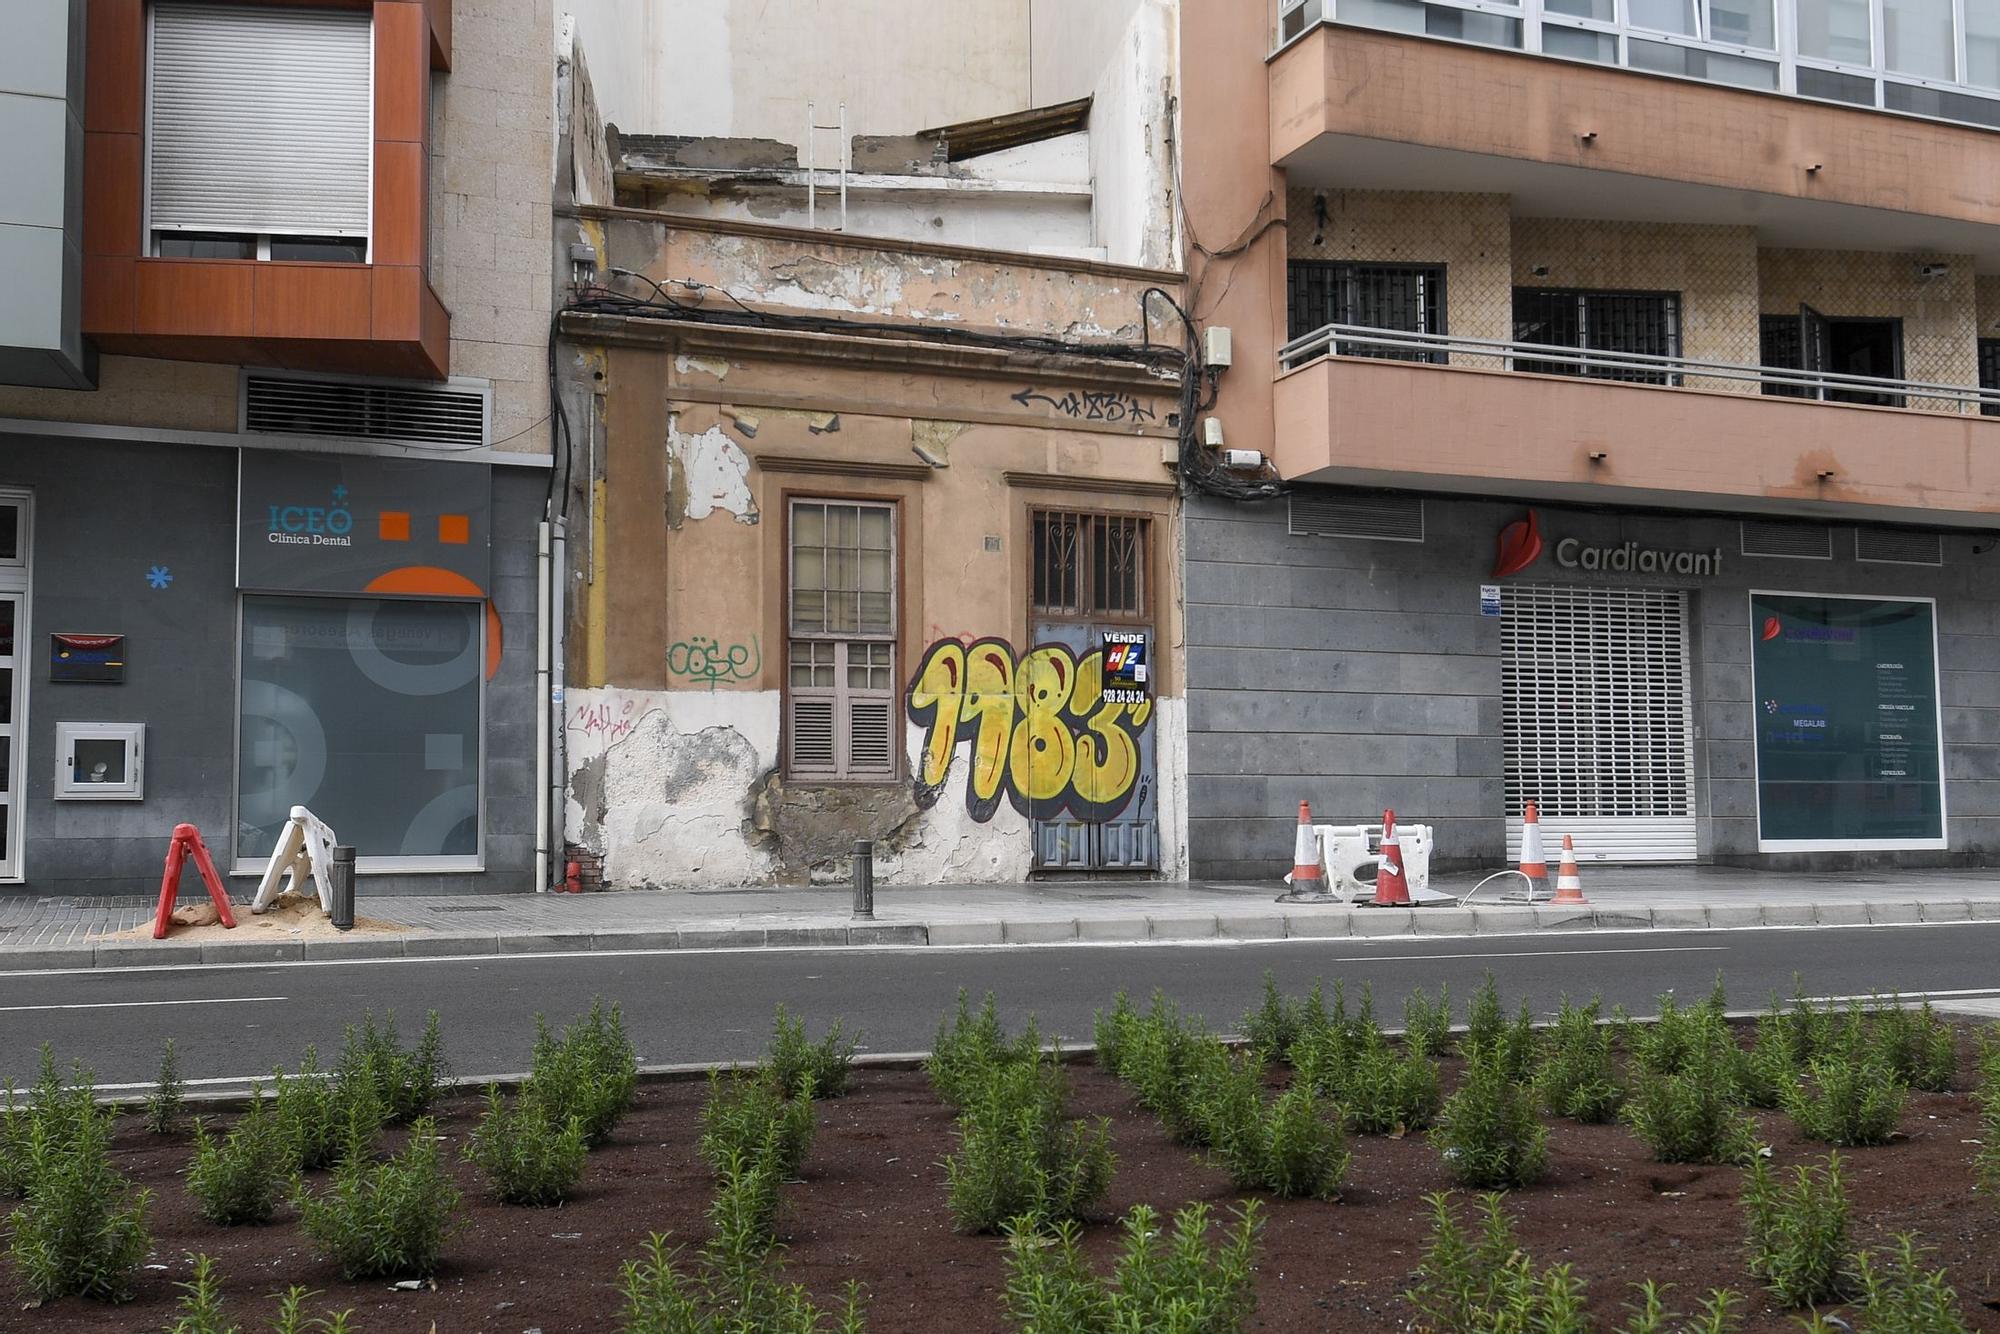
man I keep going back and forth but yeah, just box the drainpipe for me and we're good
[549,518,569,890]
[534,520,552,893]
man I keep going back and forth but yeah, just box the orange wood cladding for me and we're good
[80,0,454,379]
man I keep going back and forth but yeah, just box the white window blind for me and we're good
[787,501,897,780]
[149,4,372,241]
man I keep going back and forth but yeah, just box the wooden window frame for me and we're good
[784,497,899,782]
[1029,507,1154,626]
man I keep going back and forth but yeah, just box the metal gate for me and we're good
[1028,618,1159,871]
[1502,584,1697,863]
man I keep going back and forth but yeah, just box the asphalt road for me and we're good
[5,922,1998,1093]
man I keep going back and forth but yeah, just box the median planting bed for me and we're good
[5,980,1999,1332]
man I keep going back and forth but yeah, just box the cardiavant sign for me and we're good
[1749,591,1946,851]
[1491,509,1723,578]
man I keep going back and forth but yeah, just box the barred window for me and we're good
[1287,261,1447,361]
[787,501,896,779]
[1032,511,1150,621]
[1513,288,1681,385]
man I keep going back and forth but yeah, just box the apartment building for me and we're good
[0,0,559,895]
[1181,0,2000,874]
[551,0,1192,887]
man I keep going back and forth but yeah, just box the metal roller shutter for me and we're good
[1502,585,1697,863]
[149,4,372,240]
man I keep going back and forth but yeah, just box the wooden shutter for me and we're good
[788,695,837,776]
[149,4,373,239]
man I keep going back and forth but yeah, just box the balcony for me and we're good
[1274,324,2000,524]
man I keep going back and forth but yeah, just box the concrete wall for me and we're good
[0,0,89,389]
[7,437,542,895]
[1185,488,2000,878]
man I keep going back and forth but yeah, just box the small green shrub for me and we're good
[6,1091,151,1303]
[1242,972,1300,1064]
[1743,1152,1851,1308]
[525,999,638,1147]
[465,1085,588,1207]
[699,1071,815,1181]
[147,1039,186,1136]
[1614,1282,1743,1334]
[945,1053,1113,1232]
[1000,1200,1262,1333]
[1436,1056,1548,1190]
[1461,973,1506,1059]
[1326,979,1380,1050]
[1340,1036,1442,1134]
[1842,1233,1973,1334]
[268,1284,358,1334]
[1,1046,101,1198]
[187,1095,290,1226]
[1786,1054,1907,1147]
[1121,995,1224,1145]
[707,1146,785,1246]
[1536,996,1624,1124]
[1403,983,1454,1058]
[271,1048,343,1172]
[1092,989,1139,1075]
[336,1010,449,1126]
[295,1118,461,1279]
[616,1228,864,1334]
[766,1004,855,1100]
[1732,1006,1804,1111]
[166,1253,232,1334]
[1202,1053,1348,1199]
[1407,1192,1588,1334]
[1624,1039,1756,1165]
[1977,1029,2000,1196]
[1625,990,1732,1079]
[934,989,1014,1104]
[1872,1000,1957,1093]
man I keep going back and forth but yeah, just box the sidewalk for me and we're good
[2,865,1999,970]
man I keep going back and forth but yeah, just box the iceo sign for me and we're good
[1101,631,1149,705]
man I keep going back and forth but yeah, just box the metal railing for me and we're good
[1279,323,2000,415]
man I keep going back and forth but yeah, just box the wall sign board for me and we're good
[237,452,492,595]
[1102,630,1149,705]
[1749,591,1946,851]
[51,633,125,683]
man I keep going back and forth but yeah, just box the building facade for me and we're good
[0,0,560,895]
[552,2,1193,887]
[1180,0,2000,875]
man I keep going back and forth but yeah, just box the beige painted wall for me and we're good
[1759,248,1979,410]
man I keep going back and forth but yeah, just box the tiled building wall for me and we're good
[1510,218,1761,393]
[1758,248,1980,411]
[1976,275,2000,339]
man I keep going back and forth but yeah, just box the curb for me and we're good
[2,898,1997,971]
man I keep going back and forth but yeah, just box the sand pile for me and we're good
[102,890,405,941]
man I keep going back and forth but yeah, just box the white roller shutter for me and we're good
[1502,585,1697,863]
[149,4,372,240]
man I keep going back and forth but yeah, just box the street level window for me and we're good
[237,596,482,866]
[1287,262,1447,363]
[1032,511,1150,622]
[147,4,372,261]
[787,501,897,780]
[1512,288,1681,385]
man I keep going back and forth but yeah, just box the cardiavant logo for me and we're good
[266,484,355,547]
[1492,510,1544,578]
[1761,616,1783,641]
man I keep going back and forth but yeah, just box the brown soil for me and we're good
[11,1046,2000,1333]
[102,892,404,943]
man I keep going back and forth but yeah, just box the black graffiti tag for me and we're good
[1011,386,1158,425]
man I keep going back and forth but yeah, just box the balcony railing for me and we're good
[1280,323,2000,415]
[1278,0,2000,135]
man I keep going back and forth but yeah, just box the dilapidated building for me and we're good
[551,2,1194,887]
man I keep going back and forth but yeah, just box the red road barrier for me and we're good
[153,823,238,940]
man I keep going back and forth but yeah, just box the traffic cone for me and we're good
[1288,801,1327,895]
[1518,800,1549,895]
[1372,808,1411,907]
[1550,834,1589,905]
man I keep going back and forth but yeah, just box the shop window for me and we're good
[1032,511,1151,620]
[148,4,372,262]
[1512,288,1681,385]
[787,501,897,780]
[237,596,482,866]
[1286,261,1447,361]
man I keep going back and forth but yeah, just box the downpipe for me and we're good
[534,521,552,893]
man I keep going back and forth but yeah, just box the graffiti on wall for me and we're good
[1009,386,1162,425]
[667,635,761,690]
[907,638,1152,823]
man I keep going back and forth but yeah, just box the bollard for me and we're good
[851,839,875,920]
[328,845,356,932]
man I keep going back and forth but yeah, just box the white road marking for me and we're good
[0,995,285,1013]
[1329,944,1730,963]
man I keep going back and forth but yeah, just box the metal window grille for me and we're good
[1513,289,1681,385]
[1759,315,1814,399]
[1502,585,1697,862]
[1979,340,2000,418]
[1741,520,1834,559]
[1287,262,1447,362]
[1286,488,1426,542]
[1031,511,1150,621]
[242,373,490,448]
[1856,527,1944,565]
[787,500,896,779]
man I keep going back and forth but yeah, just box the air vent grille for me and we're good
[1740,519,1832,560]
[1856,527,1943,566]
[243,374,489,448]
[1288,488,1424,542]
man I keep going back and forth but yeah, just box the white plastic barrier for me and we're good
[250,805,338,915]
[1315,823,1434,902]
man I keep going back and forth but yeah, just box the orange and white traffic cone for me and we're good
[1550,834,1589,905]
[1372,808,1412,907]
[1287,800,1328,897]
[1518,800,1549,897]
